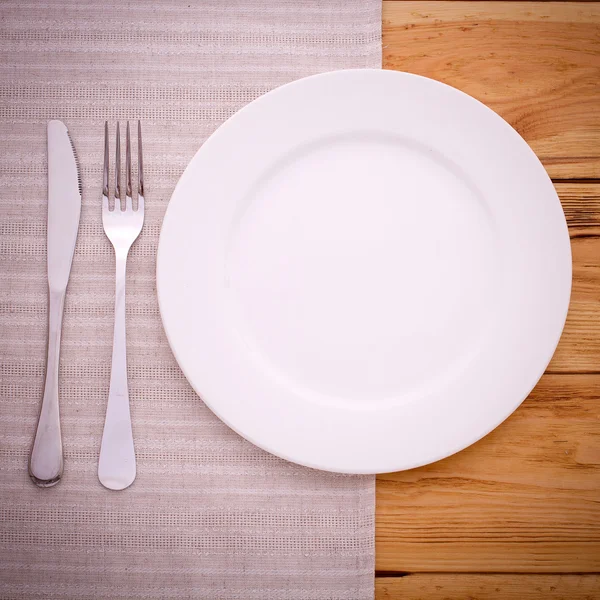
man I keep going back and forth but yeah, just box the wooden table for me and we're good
[375,2,600,598]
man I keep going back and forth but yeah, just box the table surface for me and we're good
[375,2,600,599]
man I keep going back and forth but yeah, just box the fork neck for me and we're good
[113,250,130,307]
[114,246,130,263]
[112,251,129,366]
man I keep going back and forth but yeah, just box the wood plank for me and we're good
[540,184,600,371]
[557,183,600,233]
[550,234,600,372]
[376,374,600,572]
[382,2,600,179]
[375,574,600,600]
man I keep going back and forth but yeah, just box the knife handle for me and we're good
[29,288,65,487]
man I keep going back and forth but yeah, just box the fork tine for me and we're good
[125,121,132,211]
[137,120,144,206]
[115,122,122,210]
[102,121,110,212]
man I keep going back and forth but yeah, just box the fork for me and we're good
[98,121,144,491]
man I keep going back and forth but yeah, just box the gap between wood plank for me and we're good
[553,179,600,184]
[545,370,600,375]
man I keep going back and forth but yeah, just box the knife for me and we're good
[29,120,82,487]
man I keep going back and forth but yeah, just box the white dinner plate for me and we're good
[157,69,571,474]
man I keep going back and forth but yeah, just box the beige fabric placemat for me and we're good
[0,1,381,599]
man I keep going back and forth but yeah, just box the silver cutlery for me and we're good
[98,121,144,491]
[29,120,82,487]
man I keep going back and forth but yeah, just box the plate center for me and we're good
[226,133,497,407]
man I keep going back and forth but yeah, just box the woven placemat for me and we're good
[0,1,381,598]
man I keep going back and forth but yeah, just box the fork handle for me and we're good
[29,288,65,486]
[98,252,136,490]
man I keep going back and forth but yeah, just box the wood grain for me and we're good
[382,1,600,179]
[376,374,600,572]
[550,184,600,373]
[550,234,600,373]
[557,183,600,233]
[375,574,600,600]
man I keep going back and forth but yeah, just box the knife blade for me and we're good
[29,120,82,487]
